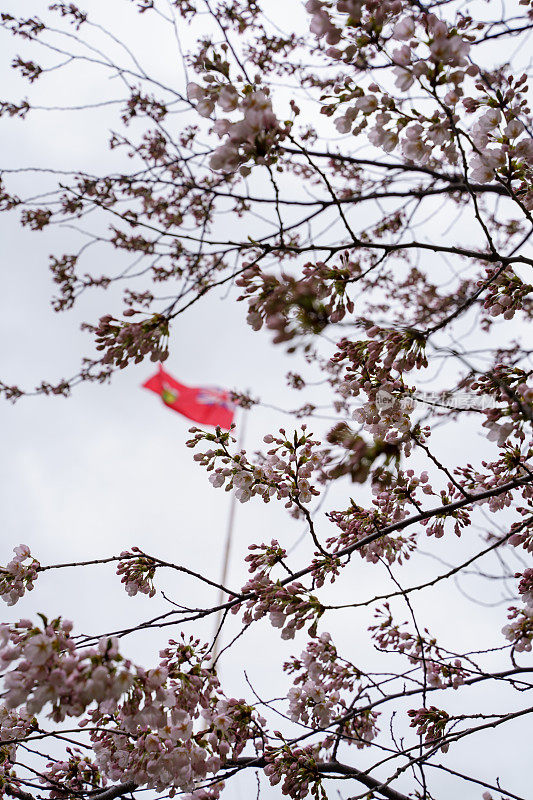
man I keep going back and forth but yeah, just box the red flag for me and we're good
[142,366,235,429]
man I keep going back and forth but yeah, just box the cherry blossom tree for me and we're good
[1,1,533,799]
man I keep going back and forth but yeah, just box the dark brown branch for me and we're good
[90,782,137,800]
[5,787,36,800]
[226,757,412,800]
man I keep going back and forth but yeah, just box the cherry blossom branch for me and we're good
[232,758,413,800]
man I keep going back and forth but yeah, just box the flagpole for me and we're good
[212,405,248,661]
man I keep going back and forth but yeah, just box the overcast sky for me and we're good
[1,2,531,799]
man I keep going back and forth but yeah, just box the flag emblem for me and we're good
[143,366,235,429]
[197,387,235,411]
[161,383,179,405]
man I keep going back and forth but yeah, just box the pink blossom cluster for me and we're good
[0,704,34,798]
[472,366,532,438]
[285,632,356,692]
[509,519,533,554]
[305,1,346,45]
[347,95,461,162]
[306,0,404,52]
[327,476,423,564]
[0,704,34,764]
[334,330,427,444]
[479,266,533,322]
[0,619,133,721]
[288,680,339,728]
[241,547,344,635]
[333,91,377,134]
[454,457,532,513]
[424,16,470,66]
[370,604,465,688]
[467,80,533,202]
[363,72,465,160]
[187,82,239,120]
[370,469,436,546]
[92,703,220,794]
[502,606,533,652]
[39,748,105,798]
[306,0,533,199]
[422,500,470,540]
[182,782,225,800]
[0,544,39,606]
[310,4,474,163]
[236,262,355,343]
[286,633,380,745]
[189,425,323,508]
[116,548,157,597]
[485,421,515,448]
[234,572,323,640]
[1,617,264,794]
[337,326,428,377]
[188,82,285,174]
[353,381,414,442]
[306,551,342,587]
[482,423,523,456]
[286,634,342,728]
[264,743,325,800]
[94,312,169,368]
[88,638,263,794]
[426,659,465,690]
[245,540,288,574]
[517,569,533,608]
[407,706,450,752]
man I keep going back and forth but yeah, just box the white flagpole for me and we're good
[212,406,248,661]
